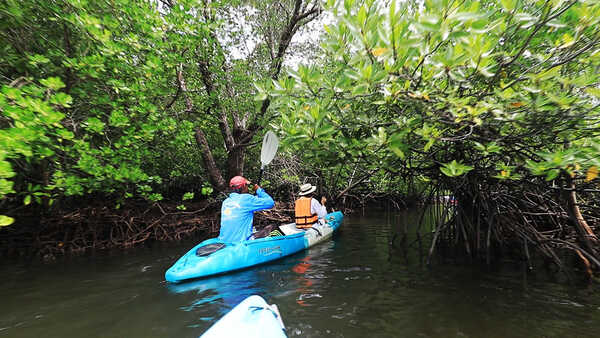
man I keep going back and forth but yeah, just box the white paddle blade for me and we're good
[260,131,279,168]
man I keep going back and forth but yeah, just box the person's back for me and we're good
[294,183,326,229]
[219,176,274,242]
[295,196,318,228]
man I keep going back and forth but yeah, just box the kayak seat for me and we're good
[269,229,284,237]
[196,243,226,257]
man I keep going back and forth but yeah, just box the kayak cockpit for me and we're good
[196,243,226,256]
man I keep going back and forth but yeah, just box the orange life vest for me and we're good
[295,197,318,228]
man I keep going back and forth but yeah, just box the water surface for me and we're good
[1,210,599,337]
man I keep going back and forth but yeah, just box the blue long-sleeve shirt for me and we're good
[218,188,275,242]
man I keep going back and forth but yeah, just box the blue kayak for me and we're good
[165,211,343,283]
[201,295,286,338]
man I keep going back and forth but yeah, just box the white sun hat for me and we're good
[298,183,317,196]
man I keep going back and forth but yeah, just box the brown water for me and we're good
[1,209,599,337]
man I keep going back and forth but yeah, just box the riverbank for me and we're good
[0,199,296,261]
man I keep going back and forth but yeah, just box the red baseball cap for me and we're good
[229,176,250,188]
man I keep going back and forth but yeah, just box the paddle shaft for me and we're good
[257,168,264,186]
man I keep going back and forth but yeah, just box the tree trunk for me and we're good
[188,0,321,192]
[194,128,226,191]
[564,175,598,258]
[226,146,245,180]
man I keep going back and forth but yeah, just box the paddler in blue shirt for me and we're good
[219,175,275,242]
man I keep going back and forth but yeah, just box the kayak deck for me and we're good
[200,295,286,338]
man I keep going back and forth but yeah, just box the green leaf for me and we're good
[24,195,31,206]
[57,129,74,140]
[85,117,105,133]
[0,215,15,226]
[545,169,560,181]
[44,110,66,124]
[2,86,21,100]
[39,147,54,158]
[254,92,267,101]
[50,93,73,107]
[28,54,51,65]
[440,160,473,177]
[201,186,213,195]
[0,179,15,195]
[148,193,163,202]
[558,33,575,49]
[390,146,405,159]
[40,77,66,91]
[486,142,502,154]
[424,139,435,151]
[479,67,495,77]
[357,5,367,26]
[500,0,516,12]
[352,83,369,95]
[109,110,130,127]
[450,12,483,22]
[585,87,600,98]
[0,161,15,178]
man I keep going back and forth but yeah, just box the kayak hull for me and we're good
[200,295,286,338]
[165,211,343,283]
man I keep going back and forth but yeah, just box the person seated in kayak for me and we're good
[294,183,327,229]
[219,175,275,242]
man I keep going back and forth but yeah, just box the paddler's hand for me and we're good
[321,196,327,205]
[253,184,260,192]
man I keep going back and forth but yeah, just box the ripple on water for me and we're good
[331,266,371,272]
[298,293,322,301]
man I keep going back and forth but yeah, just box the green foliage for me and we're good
[0,0,221,221]
[271,0,600,195]
[201,186,213,196]
[0,81,68,205]
[2,0,317,225]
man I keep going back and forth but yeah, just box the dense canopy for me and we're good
[2,0,600,276]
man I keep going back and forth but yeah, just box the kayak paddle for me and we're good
[257,131,279,186]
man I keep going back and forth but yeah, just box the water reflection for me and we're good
[167,270,264,311]
[292,256,314,307]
